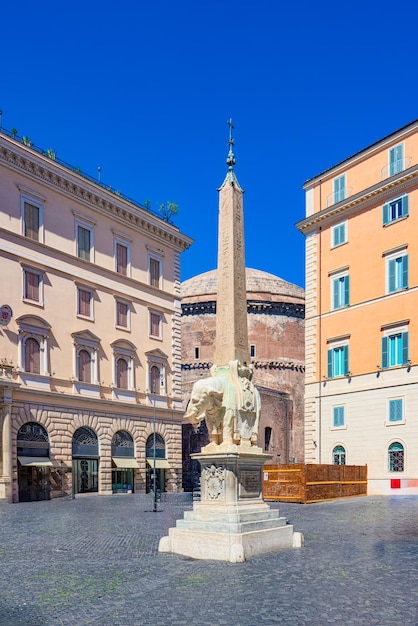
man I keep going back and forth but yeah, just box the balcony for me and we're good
[381,157,412,180]
[326,187,353,208]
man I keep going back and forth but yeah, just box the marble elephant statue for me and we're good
[184,375,238,445]
[185,366,261,446]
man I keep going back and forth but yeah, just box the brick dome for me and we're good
[181,268,304,303]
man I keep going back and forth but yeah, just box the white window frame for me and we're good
[148,253,162,289]
[17,320,50,377]
[22,266,44,306]
[327,338,349,379]
[20,193,44,243]
[115,298,131,331]
[75,218,95,262]
[387,398,405,425]
[73,342,99,385]
[383,194,409,226]
[385,249,408,294]
[76,285,94,320]
[113,351,135,390]
[330,269,350,310]
[331,221,347,248]
[114,236,131,277]
[382,324,409,369]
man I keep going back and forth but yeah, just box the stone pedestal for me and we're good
[159,445,303,562]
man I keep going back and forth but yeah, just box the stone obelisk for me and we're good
[214,119,249,368]
[159,121,302,561]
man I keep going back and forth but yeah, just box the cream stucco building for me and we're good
[0,129,192,502]
[297,118,418,495]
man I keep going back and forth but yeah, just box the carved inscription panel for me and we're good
[239,469,261,498]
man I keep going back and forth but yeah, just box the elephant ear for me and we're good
[207,390,223,409]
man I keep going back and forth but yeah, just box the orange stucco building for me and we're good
[297,118,418,494]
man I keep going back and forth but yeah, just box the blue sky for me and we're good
[2,0,418,288]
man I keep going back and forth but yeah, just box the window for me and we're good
[388,442,404,472]
[264,427,272,451]
[111,340,136,394]
[333,174,346,203]
[389,399,403,423]
[72,330,100,388]
[150,364,160,394]
[115,240,130,276]
[333,406,345,427]
[327,344,349,378]
[331,221,347,247]
[116,357,128,389]
[383,195,409,225]
[250,344,256,358]
[146,349,167,396]
[116,300,130,329]
[194,346,200,360]
[389,144,404,176]
[77,287,93,319]
[333,445,346,465]
[24,337,40,374]
[150,312,162,338]
[23,268,43,304]
[149,256,161,288]
[17,315,50,378]
[21,194,43,242]
[387,253,408,293]
[332,273,350,309]
[382,332,408,368]
[78,349,91,383]
[76,220,94,261]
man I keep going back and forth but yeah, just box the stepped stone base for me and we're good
[158,448,303,562]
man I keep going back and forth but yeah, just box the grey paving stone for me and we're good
[0,494,417,625]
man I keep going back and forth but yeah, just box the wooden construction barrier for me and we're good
[263,463,367,503]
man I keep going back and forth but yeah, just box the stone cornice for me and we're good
[0,138,193,253]
[181,360,305,373]
[254,360,305,373]
[181,300,305,319]
[297,164,418,235]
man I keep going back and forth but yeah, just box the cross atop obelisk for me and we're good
[213,120,250,367]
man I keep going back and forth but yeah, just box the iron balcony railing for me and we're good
[381,157,412,181]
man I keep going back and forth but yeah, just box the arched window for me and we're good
[116,358,128,389]
[24,337,40,374]
[388,442,404,472]
[146,433,166,459]
[72,427,98,456]
[333,445,346,465]
[78,349,91,383]
[150,365,160,395]
[264,427,272,451]
[112,430,134,457]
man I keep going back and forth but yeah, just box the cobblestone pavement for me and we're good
[0,494,418,626]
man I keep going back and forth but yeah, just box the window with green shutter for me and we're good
[332,274,350,309]
[389,144,404,176]
[382,332,408,369]
[388,255,408,293]
[333,175,346,203]
[383,195,409,225]
[333,406,345,427]
[389,399,403,422]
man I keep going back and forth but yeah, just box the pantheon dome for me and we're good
[181,267,305,491]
